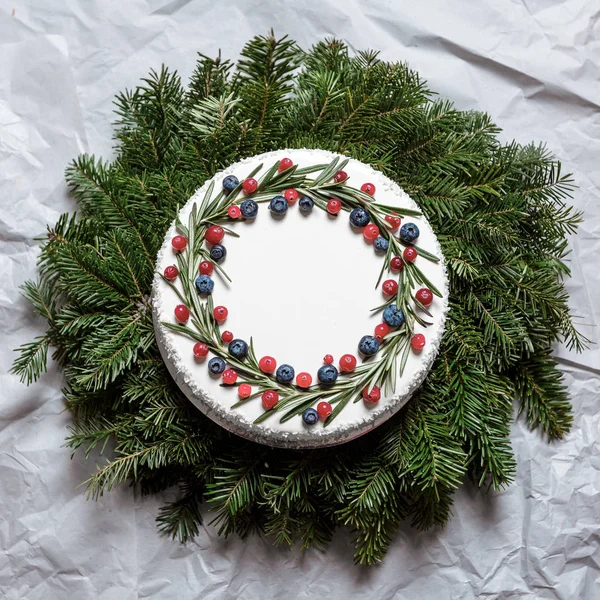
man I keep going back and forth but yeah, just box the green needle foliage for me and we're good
[12,31,587,564]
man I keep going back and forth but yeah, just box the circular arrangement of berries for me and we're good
[153,149,448,448]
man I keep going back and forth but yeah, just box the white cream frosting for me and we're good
[152,149,449,449]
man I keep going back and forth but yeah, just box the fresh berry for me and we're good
[327,198,342,215]
[403,247,418,263]
[390,256,404,272]
[361,183,376,196]
[210,244,227,262]
[206,225,225,245]
[298,196,314,212]
[411,334,426,352]
[242,178,258,194]
[163,265,178,281]
[362,385,381,404]
[296,372,313,388]
[259,356,277,374]
[174,304,190,323]
[383,305,405,327]
[228,339,249,360]
[221,330,234,343]
[238,383,252,399]
[199,261,214,275]
[415,288,434,307]
[382,279,399,296]
[262,390,279,410]
[318,364,339,384]
[213,305,228,322]
[339,354,357,373]
[374,236,389,253]
[278,157,293,172]
[399,222,420,243]
[222,369,238,385]
[323,354,334,364]
[195,275,214,294]
[317,401,333,420]
[374,323,391,341]
[193,342,209,359]
[269,195,288,215]
[283,189,299,204]
[385,214,401,231]
[240,199,259,218]
[276,364,295,384]
[222,175,239,194]
[349,207,370,228]
[228,205,241,219]
[302,408,319,425]
[208,357,226,375]
[358,335,380,356]
[333,170,348,183]
[363,224,380,242]
[171,235,187,251]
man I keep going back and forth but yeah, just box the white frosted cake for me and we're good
[152,149,448,448]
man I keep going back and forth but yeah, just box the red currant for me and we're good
[174,304,190,323]
[238,383,252,399]
[415,288,434,307]
[259,356,277,374]
[193,342,209,359]
[382,279,399,296]
[333,170,348,183]
[403,247,418,263]
[262,390,279,410]
[374,323,391,341]
[317,401,333,420]
[206,225,225,245]
[171,235,187,251]
[199,261,214,275]
[221,330,234,343]
[278,157,293,172]
[296,372,313,388]
[411,334,426,352]
[361,183,376,196]
[390,256,404,272]
[213,305,228,322]
[228,205,241,219]
[163,265,178,281]
[362,385,381,404]
[242,177,258,194]
[327,198,342,215]
[385,214,401,231]
[323,354,334,364]
[339,354,357,373]
[222,369,238,385]
[283,189,300,204]
[363,224,380,242]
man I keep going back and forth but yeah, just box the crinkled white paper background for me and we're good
[1,1,599,598]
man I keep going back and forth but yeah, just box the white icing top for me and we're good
[152,149,449,448]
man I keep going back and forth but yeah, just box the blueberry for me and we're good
[349,207,370,228]
[276,364,295,384]
[240,199,258,218]
[195,274,214,294]
[399,222,420,243]
[374,236,389,253]
[222,175,239,195]
[208,357,226,374]
[318,365,338,384]
[210,244,227,262]
[228,339,249,360]
[269,195,288,215]
[382,305,405,328]
[298,196,314,213]
[302,408,319,425]
[358,335,380,356]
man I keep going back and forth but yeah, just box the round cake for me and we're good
[152,149,448,448]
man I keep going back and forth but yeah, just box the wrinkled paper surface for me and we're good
[1,1,599,598]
